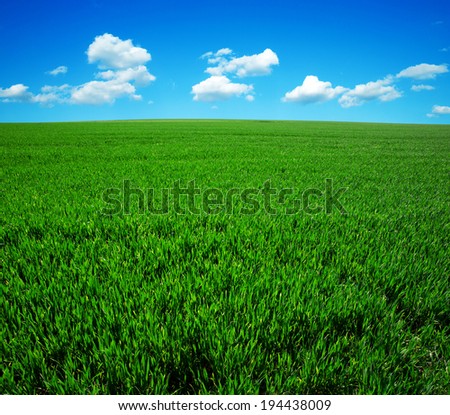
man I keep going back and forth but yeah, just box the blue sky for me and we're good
[0,0,449,123]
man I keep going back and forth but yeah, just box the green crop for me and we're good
[1,120,449,394]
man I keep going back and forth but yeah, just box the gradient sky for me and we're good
[0,0,449,123]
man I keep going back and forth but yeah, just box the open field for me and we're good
[1,120,449,394]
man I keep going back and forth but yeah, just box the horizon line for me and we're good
[0,118,449,126]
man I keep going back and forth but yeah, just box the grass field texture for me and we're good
[1,120,449,394]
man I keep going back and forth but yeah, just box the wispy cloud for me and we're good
[96,65,155,87]
[431,105,450,114]
[47,66,68,76]
[411,84,434,92]
[201,48,232,61]
[426,105,450,120]
[34,85,71,106]
[396,63,448,80]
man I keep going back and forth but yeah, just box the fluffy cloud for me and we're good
[71,80,140,105]
[397,63,448,80]
[282,62,446,109]
[0,34,155,106]
[338,77,402,108]
[0,84,71,105]
[87,33,151,69]
[282,75,347,103]
[48,66,68,76]
[411,84,435,92]
[193,47,278,102]
[0,84,34,102]
[205,48,279,77]
[77,34,154,104]
[191,75,253,102]
[432,105,450,114]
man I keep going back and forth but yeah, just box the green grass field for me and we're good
[1,120,449,394]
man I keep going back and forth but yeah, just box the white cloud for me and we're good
[87,33,151,69]
[0,84,72,105]
[282,75,347,103]
[201,48,232,65]
[1,33,155,107]
[191,75,253,102]
[205,48,279,77]
[339,77,402,108]
[432,105,450,114]
[194,47,277,102]
[33,85,71,106]
[48,66,68,76]
[40,84,70,93]
[97,65,155,86]
[80,34,154,104]
[70,80,138,105]
[0,84,34,102]
[216,48,232,56]
[411,84,435,92]
[201,51,213,59]
[32,94,59,105]
[396,63,448,80]
[427,105,450,118]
